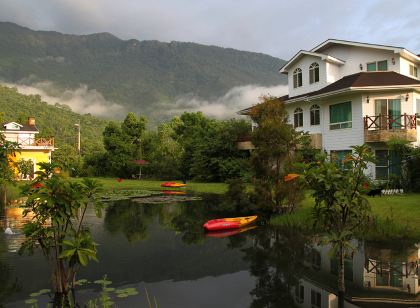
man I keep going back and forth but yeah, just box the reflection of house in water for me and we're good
[294,277,359,308]
[293,240,420,307]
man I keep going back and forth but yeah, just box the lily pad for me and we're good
[29,292,41,297]
[25,298,38,304]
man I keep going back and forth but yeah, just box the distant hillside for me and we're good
[0,85,107,153]
[0,22,286,121]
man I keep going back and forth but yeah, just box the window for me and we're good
[330,150,352,170]
[367,62,376,71]
[329,102,352,129]
[311,290,321,308]
[310,104,320,125]
[409,64,418,77]
[375,150,401,180]
[378,60,388,71]
[295,284,304,303]
[366,60,388,71]
[311,250,321,270]
[375,99,401,129]
[309,62,320,84]
[293,68,302,88]
[294,107,303,128]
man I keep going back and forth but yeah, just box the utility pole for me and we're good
[74,123,81,155]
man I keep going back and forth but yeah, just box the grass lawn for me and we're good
[271,193,420,240]
[75,177,228,195]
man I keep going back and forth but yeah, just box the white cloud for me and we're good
[1,81,125,118]
[167,84,288,119]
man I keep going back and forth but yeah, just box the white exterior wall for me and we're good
[288,55,328,98]
[321,45,400,79]
[285,94,364,152]
[400,57,419,80]
[326,62,340,84]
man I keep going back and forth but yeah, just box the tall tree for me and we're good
[302,144,374,308]
[249,96,304,213]
[102,113,147,177]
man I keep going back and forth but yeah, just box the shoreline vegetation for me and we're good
[271,192,420,241]
[5,178,419,240]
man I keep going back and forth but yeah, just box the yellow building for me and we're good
[1,117,54,179]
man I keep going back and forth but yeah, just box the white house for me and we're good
[241,39,420,180]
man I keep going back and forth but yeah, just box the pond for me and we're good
[0,194,419,307]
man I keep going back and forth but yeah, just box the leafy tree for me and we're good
[15,159,34,179]
[52,143,81,176]
[102,113,147,177]
[0,132,19,205]
[20,163,103,305]
[249,96,305,214]
[302,144,374,308]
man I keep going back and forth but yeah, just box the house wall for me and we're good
[321,45,400,78]
[10,149,52,176]
[288,55,328,98]
[285,93,364,152]
[400,56,419,80]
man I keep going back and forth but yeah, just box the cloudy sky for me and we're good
[1,0,419,60]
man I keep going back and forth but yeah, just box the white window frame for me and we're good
[294,107,303,128]
[309,62,320,84]
[310,104,320,125]
[293,68,302,88]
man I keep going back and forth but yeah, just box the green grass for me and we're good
[270,193,420,240]
[75,177,228,195]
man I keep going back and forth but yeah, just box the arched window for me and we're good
[294,107,303,128]
[293,68,302,88]
[310,104,320,125]
[309,62,319,84]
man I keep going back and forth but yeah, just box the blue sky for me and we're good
[1,0,419,60]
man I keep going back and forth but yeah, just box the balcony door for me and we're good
[375,99,401,129]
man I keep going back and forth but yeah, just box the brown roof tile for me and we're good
[287,71,420,100]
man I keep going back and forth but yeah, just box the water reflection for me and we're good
[0,196,419,307]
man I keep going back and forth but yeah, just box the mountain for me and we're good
[0,85,107,153]
[0,22,286,121]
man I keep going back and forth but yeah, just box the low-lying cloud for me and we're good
[1,81,125,118]
[167,84,288,119]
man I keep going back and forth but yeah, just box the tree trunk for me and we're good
[338,243,345,308]
[1,184,7,206]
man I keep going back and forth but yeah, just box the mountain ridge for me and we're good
[0,22,287,122]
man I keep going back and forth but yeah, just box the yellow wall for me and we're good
[10,149,52,177]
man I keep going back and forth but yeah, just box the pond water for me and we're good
[0,194,419,307]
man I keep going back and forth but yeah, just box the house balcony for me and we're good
[6,136,55,149]
[364,114,417,143]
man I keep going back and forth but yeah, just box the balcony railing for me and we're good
[364,114,416,130]
[6,136,55,148]
[364,114,417,143]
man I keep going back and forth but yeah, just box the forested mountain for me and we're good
[0,85,106,153]
[0,22,286,120]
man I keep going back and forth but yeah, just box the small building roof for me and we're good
[1,122,39,132]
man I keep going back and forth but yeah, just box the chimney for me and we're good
[28,117,36,126]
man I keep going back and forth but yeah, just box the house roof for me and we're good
[286,71,420,102]
[1,122,39,132]
[279,50,345,74]
[311,39,420,63]
[238,72,420,114]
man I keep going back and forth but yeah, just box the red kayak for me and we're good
[203,216,257,231]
